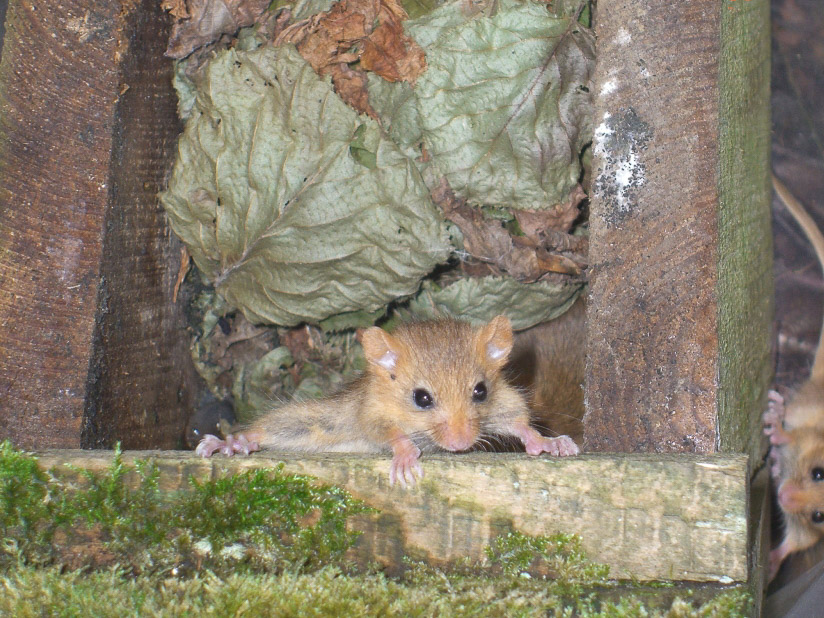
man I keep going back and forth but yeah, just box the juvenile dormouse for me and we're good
[764,173,824,578]
[197,315,580,487]
[508,296,586,445]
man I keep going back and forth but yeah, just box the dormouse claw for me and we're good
[389,442,423,488]
[196,433,260,457]
[525,434,580,457]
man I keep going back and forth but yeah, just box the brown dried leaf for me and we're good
[434,179,585,281]
[330,64,376,118]
[535,246,583,276]
[209,313,274,372]
[162,0,190,20]
[514,184,587,240]
[173,246,191,303]
[165,0,271,59]
[278,2,364,62]
[275,0,424,112]
[276,2,370,71]
[359,1,426,83]
[279,325,318,363]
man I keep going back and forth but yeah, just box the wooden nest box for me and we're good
[0,0,772,604]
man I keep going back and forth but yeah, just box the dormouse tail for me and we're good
[773,172,824,383]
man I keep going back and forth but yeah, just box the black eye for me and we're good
[412,388,434,410]
[472,382,488,403]
[813,511,824,524]
[812,468,824,482]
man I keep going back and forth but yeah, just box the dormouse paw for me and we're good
[389,448,423,489]
[195,433,260,457]
[763,392,790,446]
[525,434,580,457]
[768,450,782,481]
[769,541,792,581]
[767,390,786,421]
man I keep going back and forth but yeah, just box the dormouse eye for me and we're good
[412,388,434,410]
[472,381,488,403]
[813,511,824,524]
[812,467,824,482]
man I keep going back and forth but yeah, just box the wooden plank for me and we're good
[749,467,769,618]
[584,0,772,453]
[35,450,750,582]
[80,0,195,449]
[0,0,192,448]
[0,0,121,446]
[717,0,773,460]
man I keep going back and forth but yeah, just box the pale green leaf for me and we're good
[371,0,595,209]
[406,276,584,331]
[161,45,451,327]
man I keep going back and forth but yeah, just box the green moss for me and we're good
[486,531,610,582]
[0,442,370,574]
[0,564,752,618]
[0,443,753,615]
[180,465,369,572]
[0,441,56,565]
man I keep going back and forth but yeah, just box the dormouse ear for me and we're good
[477,315,513,366]
[361,326,400,372]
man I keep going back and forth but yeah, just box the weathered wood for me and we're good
[750,468,770,618]
[584,0,772,453]
[35,450,750,582]
[716,0,773,460]
[80,0,194,449]
[0,0,192,448]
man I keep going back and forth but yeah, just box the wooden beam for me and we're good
[584,0,772,454]
[0,0,192,448]
[35,450,750,582]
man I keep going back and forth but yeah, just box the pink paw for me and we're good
[525,434,580,457]
[763,391,790,446]
[769,452,782,481]
[389,447,423,488]
[768,390,786,419]
[769,542,792,581]
[195,433,260,457]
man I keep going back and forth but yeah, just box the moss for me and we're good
[0,441,370,574]
[0,442,752,615]
[0,564,752,618]
[0,441,56,565]
[485,531,611,582]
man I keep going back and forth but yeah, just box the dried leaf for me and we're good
[514,184,587,239]
[162,0,190,19]
[160,46,451,327]
[279,325,318,362]
[173,246,191,303]
[370,0,595,209]
[433,180,584,281]
[534,246,583,276]
[165,0,271,59]
[330,64,376,118]
[275,0,424,113]
[406,276,584,331]
[359,0,426,83]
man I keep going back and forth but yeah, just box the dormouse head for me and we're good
[361,315,515,452]
[778,430,824,538]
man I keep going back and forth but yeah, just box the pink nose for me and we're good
[441,424,477,452]
[778,483,805,513]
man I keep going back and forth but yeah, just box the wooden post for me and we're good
[584,0,772,455]
[0,0,191,448]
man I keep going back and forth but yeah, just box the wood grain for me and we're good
[35,450,750,582]
[584,0,772,453]
[0,0,193,448]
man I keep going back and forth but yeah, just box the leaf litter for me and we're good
[160,0,593,410]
